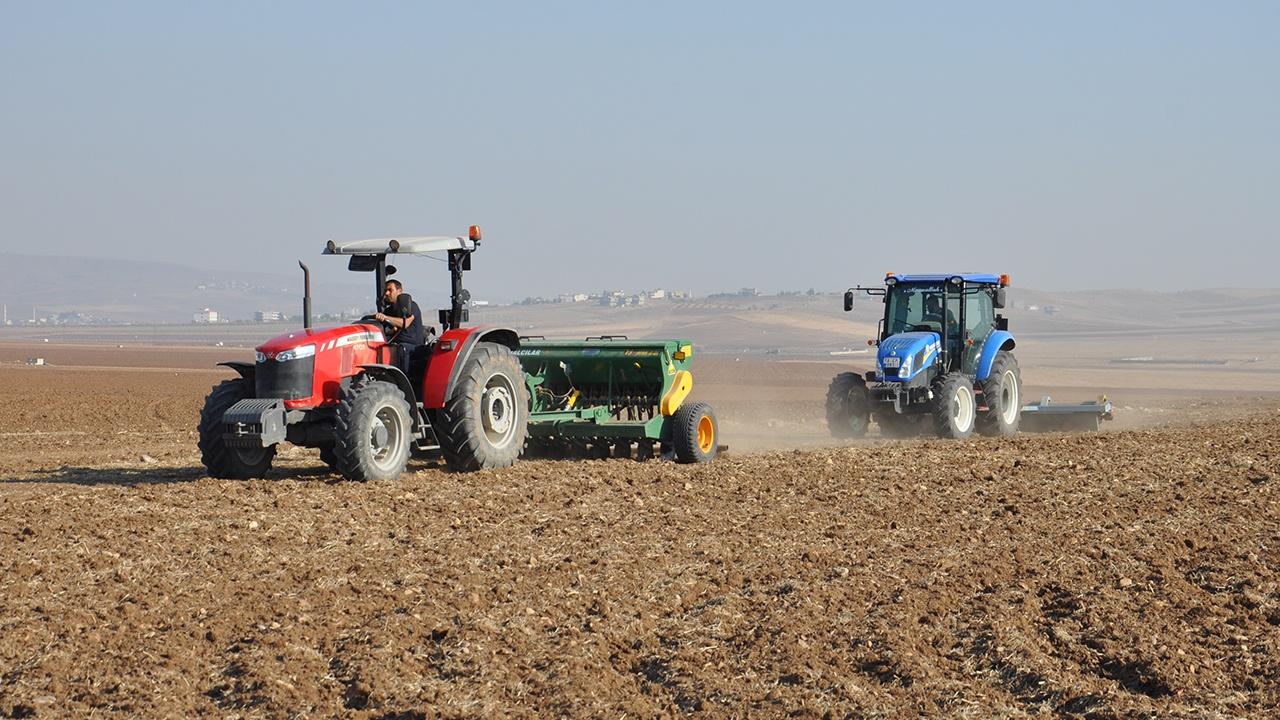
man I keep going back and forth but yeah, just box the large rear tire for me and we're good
[672,401,718,463]
[932,372,976,440]
[976,351,1022,437]
[826,372,870,438]
[334,376,413,481]
[198,378,276,479]
[437,342,529,472]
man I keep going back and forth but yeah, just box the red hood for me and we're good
[256,323,386,355]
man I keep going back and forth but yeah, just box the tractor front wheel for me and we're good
[318,445,339,472]
[334,376,413,481]
[932,373,976,439]
[977,351,1022,437]
[825,372,870,439]
[672,402,718,463]
[436,342,529,472]
[198,378,276,479]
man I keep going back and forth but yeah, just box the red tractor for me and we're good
[198,227,529,481]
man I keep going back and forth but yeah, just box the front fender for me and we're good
[975,331,1016,381]
[218,361,255,380]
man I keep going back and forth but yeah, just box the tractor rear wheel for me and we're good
[334,376,413,481]
[436,342,529,472]
[672,401,718,463]
[932,372,976,439]
[198,378,276,479]
[826,372,870,438]
[977,351,1022,437]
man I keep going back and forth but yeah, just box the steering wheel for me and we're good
[358,314,396,334]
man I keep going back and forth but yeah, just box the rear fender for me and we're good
[355,364,421,431]
[218,361,255,381]
[421,325,519,409]
[975,331,1016,381]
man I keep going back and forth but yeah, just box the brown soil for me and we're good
[2,345,1279,717]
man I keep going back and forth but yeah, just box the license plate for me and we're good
[881,356,900,368]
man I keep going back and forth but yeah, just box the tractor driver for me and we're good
[921,293,958,333]
[375,279,428,373]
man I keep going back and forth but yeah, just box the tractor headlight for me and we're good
[898,355,913,377]
[255,351,268,363]
[275,344,316,362]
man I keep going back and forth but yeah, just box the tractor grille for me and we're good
[255,358,314,400]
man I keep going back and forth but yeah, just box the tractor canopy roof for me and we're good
[323,236,477,256]
[889,273,1003,285]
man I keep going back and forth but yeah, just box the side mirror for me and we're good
[993,287,1007,309]
[843,290,854,312]
[385,264,397,276]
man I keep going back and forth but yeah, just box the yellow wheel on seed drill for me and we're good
[672,401,718,463]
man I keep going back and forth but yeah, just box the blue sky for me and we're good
[2,2,1277,298]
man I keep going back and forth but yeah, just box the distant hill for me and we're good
[0,253,446,324]
[3,253,1278,353]
[466,286,1280,353]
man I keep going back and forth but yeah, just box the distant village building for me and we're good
[193,308,219,324]
[647,289,666,299]
[669,290,691,299]
[255,310,284,322]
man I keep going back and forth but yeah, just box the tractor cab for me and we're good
[867,273,1011,385]
[316,230,483,396]
[319,229,481,337]
[828,273,1020,440]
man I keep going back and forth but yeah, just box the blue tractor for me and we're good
[826,273,1022,439]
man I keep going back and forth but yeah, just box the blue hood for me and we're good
[878,331,941,381]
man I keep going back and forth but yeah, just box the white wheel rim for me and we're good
[953,384,975,432]
[482,373,518,449]
[370,404,404,471]
[999,369,1019,425]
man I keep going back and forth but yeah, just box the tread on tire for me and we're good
[198,378,276,479]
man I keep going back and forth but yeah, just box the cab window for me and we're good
[965,290,994,339]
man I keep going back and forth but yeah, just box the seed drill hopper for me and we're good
[517,337,720,463]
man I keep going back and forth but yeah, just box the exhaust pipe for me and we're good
[299,261,312,330]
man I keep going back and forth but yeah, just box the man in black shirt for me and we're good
[376,279,425,344]
[375,279,428,376]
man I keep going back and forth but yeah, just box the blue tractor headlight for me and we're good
[898,355,913,378]
[274,344,316,362]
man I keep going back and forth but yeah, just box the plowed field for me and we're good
[2,344,1279,718]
